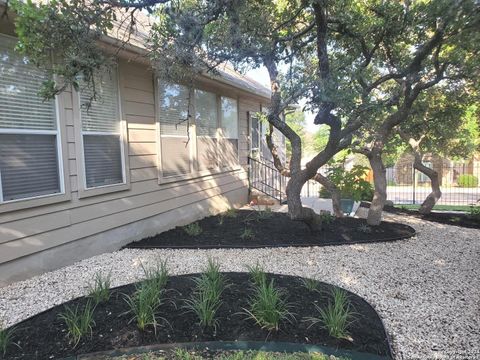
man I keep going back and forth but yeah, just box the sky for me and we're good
[245,66,318,134]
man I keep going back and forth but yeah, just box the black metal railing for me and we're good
[248,156,288,202]
[248,157,330,202]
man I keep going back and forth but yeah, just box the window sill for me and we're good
[77,182,131,199]
[0,192,71,214]
[158,165,244,185]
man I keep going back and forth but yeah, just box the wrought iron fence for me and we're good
[385,164,480,206]
[248,156,287,202]
[249,157,480,206]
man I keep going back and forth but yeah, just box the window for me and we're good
[157,80,241,181]
[220,97,239,166]
[195,89,218,170]
[0,35,63,202]
[79,69,125,189]
[158,82,192,177]
[249,112,260,158]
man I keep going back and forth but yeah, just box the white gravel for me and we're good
[0,214,479,360]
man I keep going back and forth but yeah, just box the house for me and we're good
[0,6,283,285]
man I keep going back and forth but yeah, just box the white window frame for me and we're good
[156,83,196,182]
[0,34,70,212]
[248,111,261,159]
[156,79,242,184]
[74,66,130,198]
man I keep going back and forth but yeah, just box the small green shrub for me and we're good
[243,279,295,331]
[218,209,237,225]
[387,179,396,186]
[321,165,374,201]
[240,227,255,240]
[469,205,480,221]
[88,272,111,305]
[247,263,267,287]
[224,208,238,218]
[300,278,320,292]
[58,300,96,347]
[457,174,479,188]
[0,324,17,356]
[184,258,227,329]
[306,287,353,339]
[142,259,169,291]
[123,281,166,333]
[183,222,203,236]
[257,207,273,220]
[357,224,372,233]
[319,212,334,225]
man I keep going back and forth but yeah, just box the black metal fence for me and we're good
[249,157,480,206]
[386,164,480,206]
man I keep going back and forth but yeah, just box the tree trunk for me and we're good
[414,158,442,214]
[313,173,344,217]
[397,131,442,214]
[286,175,323,232]
[367,150,387,226]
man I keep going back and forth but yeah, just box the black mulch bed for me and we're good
[4,273,391,360]
[124,210,415,249]
[380,204,480,229]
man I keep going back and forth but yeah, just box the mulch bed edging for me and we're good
[124,210,416,249]
[375,204,480,229]
[75,340,390,360]
[4,273,392,360]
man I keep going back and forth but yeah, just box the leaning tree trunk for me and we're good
[413,156,442,214]
[367,149,387,226]
[397,130,443,215]
[313,173,344,217]
[286,174,323,232]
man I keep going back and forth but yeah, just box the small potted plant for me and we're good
[320,165,374,215]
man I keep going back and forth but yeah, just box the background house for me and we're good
[0,6,284,285]
[391,152,480,186]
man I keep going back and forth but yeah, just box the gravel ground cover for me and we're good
[0,213,479,360]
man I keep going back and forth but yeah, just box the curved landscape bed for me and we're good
[125,210,415,249]
[3,273,392,360]
[381,205,480,229]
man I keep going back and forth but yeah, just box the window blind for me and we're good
[0,35,62,202]
[221,97,238,139]
[80,71,120,133]
[161,137,191,177]
[195,90,217,137]
[0,134,60,201]
[158,82,193,176]
[197,137,217,170]
[80,68,124,188]
[220,97,238,166]
[0,37,57,131]
[83,135,123,188]
[158,82,190,136]
[251,116,260,150]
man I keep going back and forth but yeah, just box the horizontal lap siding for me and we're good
[121,62,158,184]
[0,56,260,276]
[0,175,247,263]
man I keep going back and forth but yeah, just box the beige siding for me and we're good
[0,44,270,285]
